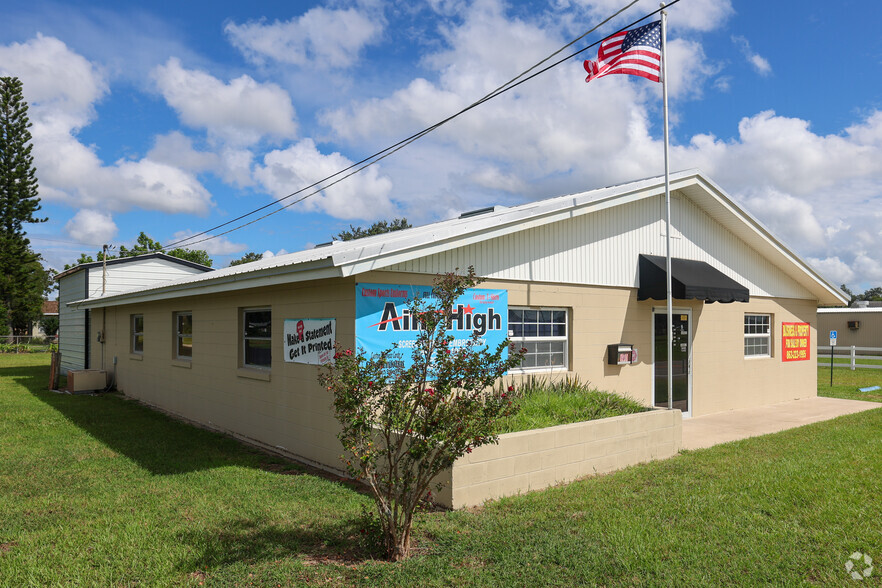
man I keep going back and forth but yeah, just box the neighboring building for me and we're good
[27,300,59,339]
[56,254,213,375]
[818,305,882,348]
[70,171,846,475]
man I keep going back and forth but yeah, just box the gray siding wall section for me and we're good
[85,260,207,299]
[59,271,87,375]
[818,310,882,348]
[388,192,814,301]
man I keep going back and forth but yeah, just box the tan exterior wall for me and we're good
[689,296,818,415]
[90,277,357,473]
[89,270,819,485]
[435,408,682,509]
[818,311,882,349]
[365,272,819,417]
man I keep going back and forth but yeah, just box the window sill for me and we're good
[129,354,143,361]
[237,367,271,381]
[171,359,192,368]
[744,355,771,360]
[507,366,569,374]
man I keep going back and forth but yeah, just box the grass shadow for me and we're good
[176,515,388,572]
[5,363,352,483]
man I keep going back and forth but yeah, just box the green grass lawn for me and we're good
[819,364,882,403]
[2,353,881,586]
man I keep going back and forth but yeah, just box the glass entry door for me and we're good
[653,311,691,414]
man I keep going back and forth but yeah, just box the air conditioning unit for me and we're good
[67,370,107,394]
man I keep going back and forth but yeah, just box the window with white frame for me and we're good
[508,307,568,369]
[131,314,144,354]
[243,308,271,368]
[744,314,771,357]
[174,312,193,360]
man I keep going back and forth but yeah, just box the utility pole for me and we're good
[101,244,112,295]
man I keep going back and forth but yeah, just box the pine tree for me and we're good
[336,218,412,241]
[229,252,263,267]
[0,77,48,336]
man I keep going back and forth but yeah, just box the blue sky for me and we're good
[2,0,882,291]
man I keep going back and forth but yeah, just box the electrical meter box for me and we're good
[607,344,636,366]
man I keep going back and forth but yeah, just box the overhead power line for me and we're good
[165,0,680,251]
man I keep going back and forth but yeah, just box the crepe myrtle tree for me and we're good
[318,267,525,561]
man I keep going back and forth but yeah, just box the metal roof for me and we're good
[71,170,849,308]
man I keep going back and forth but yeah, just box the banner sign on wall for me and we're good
[355,283,508,369]
[284,318,336,365]
[781,322,811,362]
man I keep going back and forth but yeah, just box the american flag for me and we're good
[584,21,662,83]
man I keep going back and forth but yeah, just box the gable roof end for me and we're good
[70,171,848,308]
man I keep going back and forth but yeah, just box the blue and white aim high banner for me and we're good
[355,283,508,369]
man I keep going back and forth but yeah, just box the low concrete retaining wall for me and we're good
[435,408,682,509]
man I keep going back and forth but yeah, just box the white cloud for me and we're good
[806,257,854,287]
[713,76,732,92]
[732,35,772,77]
[33,130,213,214]
[147,132,219,172]
[113,159,214,214]
[147,132,255,187]
[253,139,395,220]
[321,0,665,197]
[743,189,825,254]
[64,209,117,245]
[261,249,289,259]
[561,0,734,32]
[218,147,256,187]
[224,7,384,69]
[676,111,882,197]
[0,34,108,131]
[0,36,216,217]
[316,0,882,288]
[468,166,527,193]
[152,57,298,144]
[664,38,722,100]
[852,253,882,284]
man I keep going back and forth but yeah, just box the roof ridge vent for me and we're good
[314,240,341,248]
[459,205,506,219]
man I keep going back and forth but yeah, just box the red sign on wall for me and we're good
[782,322,811,362]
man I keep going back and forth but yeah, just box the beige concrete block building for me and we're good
[818,306,882,349]
[71,171,847,478]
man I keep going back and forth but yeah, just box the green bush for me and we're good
[496,375,648,433]
[0,342,53,354]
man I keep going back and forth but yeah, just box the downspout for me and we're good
[101,244,108,371]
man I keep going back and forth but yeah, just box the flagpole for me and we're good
[660,4,673,411]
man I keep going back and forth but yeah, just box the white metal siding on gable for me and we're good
[85,260,207,299]
[389,192,814,300]
[59,271,87,374]
[59,258,208,374]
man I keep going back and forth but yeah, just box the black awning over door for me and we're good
[637,254,750,303]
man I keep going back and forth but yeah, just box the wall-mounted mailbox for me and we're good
[848,320,861,330]
[608,343,636,366]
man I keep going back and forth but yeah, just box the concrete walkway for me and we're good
[681,396,881,450]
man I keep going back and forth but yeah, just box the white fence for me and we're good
[818,345,882,370]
